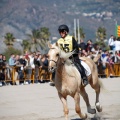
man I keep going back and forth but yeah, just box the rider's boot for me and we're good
[75,62,89,86]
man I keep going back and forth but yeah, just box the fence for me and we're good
[1,63,120,85]
[98,63,120,78]
[3,66,52,85]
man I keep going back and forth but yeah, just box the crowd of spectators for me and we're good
[0,35,120,87]
[0,51,49,86]
[78,35,120,76]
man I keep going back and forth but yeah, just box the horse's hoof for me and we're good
[87,107,96,114]
[96,102,102,112]
[81,113,87,119]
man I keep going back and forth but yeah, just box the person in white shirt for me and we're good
[108,35,114,50]
[113,38,120,52]
[29,53,35,69]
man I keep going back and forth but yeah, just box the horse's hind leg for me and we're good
[90,77,102,112]
[74,92,87,119]
[80,87,96,114]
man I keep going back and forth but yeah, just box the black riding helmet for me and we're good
[58,25,69,33]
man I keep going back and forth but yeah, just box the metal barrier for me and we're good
[98,63,120,78]
[3,66,53,85]
[1,63,120,85]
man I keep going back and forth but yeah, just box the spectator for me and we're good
[25,56,32,84]
[78,39,86,51]
[0,54,5,86]
[108,35,114,50]
[113,37,120,52]
[40,54,48,70]
[9,54,17,66]
[111,51,120,63]
[86,39,93,53]
[0,54,3,69]
[18,55,27,85]
[34,55,41,83]
[29,53,35,69]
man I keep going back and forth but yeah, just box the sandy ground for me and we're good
[0,78,120,120]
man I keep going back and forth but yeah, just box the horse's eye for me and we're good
[56,53,59,57]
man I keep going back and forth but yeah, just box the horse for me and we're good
[47,43,103,120]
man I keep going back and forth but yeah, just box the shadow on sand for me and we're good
[71,113,106,120]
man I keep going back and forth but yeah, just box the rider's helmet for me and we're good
[58,24,69,33]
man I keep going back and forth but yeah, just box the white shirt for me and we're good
[108,38,114,46]
[113,41,120,51]
[29,55,35,68]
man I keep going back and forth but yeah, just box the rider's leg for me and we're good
[74,56,88,86]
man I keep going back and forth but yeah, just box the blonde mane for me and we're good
[55,45,80,79]
[48,43,80,79]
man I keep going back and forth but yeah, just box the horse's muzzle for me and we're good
[48,67,55,73]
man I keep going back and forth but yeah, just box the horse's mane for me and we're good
[51,43,80,79]
[52,43,74,65]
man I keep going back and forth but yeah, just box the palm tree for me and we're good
[39,27,50,50]
[95,27,108,50]
[39,27,50,41]
[21,40,31,53]
[27,29,41,52]
[96,27,106,41]
[4,32,15,47]
[27,27,50,52]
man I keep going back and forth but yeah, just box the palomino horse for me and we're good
[47,43,102,120]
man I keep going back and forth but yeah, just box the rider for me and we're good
[57,24,88,86]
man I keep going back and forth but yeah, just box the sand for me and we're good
[0,78,120,120]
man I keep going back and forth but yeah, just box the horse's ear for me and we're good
[48,41,52,48]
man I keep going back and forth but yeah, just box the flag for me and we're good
[116,25,120,37]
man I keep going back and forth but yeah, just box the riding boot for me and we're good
[74,57,88,86]
[78,63,89,86]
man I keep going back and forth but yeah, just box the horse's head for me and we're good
[47,42,60,73]
[47,42,75,73]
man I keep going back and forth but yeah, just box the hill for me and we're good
[0,0,120,52]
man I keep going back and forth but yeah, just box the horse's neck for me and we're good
[56,59,64,72]
[56,59,66,79]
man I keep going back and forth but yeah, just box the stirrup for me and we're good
[82,78,88,86]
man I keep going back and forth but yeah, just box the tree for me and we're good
[27,29,41,52]
[27,27,50,52]
[21,40,31,53]
[95,27,108,50]
[4,32,15,47]
[38,27,50,50]
[96,27,106,41]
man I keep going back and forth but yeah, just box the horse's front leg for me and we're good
[58,92,69,120]
[74,92,87,119]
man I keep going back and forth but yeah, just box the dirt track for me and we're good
[0,78,120,120]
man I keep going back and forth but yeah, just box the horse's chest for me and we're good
[56,84,77,97]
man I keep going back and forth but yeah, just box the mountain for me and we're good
[0,0,120,52]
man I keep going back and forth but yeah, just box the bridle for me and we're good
[48,58,58,73]
[48,59,57,65]
[48,56,65,73]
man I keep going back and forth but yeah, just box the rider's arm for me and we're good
[72,37,79,57]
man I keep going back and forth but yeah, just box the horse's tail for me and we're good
[98,79,110,94]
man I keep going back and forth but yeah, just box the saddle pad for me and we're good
[81,60,91,76]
